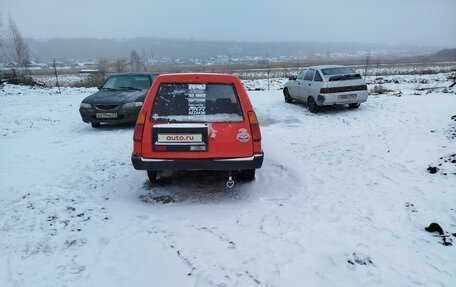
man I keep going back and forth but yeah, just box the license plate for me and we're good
[339,94,357,99]
[157,134,202,143]
[96,113,118,119]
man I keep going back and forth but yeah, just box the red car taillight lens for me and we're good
[248,111,262,154]
[320,85,367,94]
[133,111,147,155]
[320,87,330,94]
[133,111,146,141]
[250,124,261,141]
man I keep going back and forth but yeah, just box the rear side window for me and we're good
[151,83,243,122]
[314,71,323,82]
[304,69,314,81]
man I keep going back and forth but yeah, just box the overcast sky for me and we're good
[1,0,455,48]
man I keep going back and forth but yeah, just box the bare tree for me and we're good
[266,51,270,90]
[141,50,148,72]
[53,59,61,93]
[375,58,381,77]
[80,58,111,88]
[0,14,5,62]
[130,50,142,71]
[97,58,109,78]
[114,58,128,72]
[363,51,371,77]
[9,17,29,69]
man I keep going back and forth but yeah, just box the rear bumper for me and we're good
[131,153,264,171]
[317,91,368,106]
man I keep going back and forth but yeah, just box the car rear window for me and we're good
[321,67,356,76]
[151,83,244,122]
[328,74,362,81]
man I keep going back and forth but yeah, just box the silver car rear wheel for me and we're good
[308,97,318,113]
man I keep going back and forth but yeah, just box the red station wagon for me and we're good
[131,74,264,183]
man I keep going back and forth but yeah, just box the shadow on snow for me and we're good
[139,170,255,205]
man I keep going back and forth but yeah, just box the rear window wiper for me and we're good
[119,86,142,91]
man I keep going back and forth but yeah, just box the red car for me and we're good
[131,73,264,182]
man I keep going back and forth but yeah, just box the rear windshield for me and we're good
[321,67,356,76]
[328,74,362,81]
[151,83,243,122]
[102,75,152,90]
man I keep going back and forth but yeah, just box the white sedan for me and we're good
[283,65,368,113]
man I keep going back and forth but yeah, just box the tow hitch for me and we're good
[226,174,235,188]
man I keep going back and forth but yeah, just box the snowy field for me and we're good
[1,73,456,286]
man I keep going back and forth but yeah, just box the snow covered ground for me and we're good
[1,73,456,287]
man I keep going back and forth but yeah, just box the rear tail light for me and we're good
[248,111,262,154]
[133,111,147,155]
[320,87,330,94]
[320,85,367,94]
[248,111,259,125]
[250,124,261,141]
[136,110,147,125]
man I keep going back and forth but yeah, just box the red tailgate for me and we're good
[138,74,256,160]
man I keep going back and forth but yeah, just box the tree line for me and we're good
[0,15,148,73]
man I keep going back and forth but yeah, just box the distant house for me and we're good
[79,69,99,74]
[27,61,49,68]
[5,62,18,68]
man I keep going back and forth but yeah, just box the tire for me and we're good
[307,97,318,113]
[91,122,101,128]
[284,88,293,103]
[239,169,256,181]
[349,103,361,109]
[147,170,158,183]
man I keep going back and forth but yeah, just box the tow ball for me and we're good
[226,175,235,188]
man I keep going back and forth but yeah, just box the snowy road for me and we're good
[1,75,456,286]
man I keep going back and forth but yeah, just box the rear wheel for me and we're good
[284,89,293,103]
[308,97,318,113]
[349,103,361,109]
[239,169,256,181]
[91,122,101,128]
[147,170,158,183]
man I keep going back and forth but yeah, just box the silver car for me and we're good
[283,65,368,113]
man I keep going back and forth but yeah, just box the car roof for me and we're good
[154,73,240,83]
[303,65,348,70]
[110,72,160,77]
